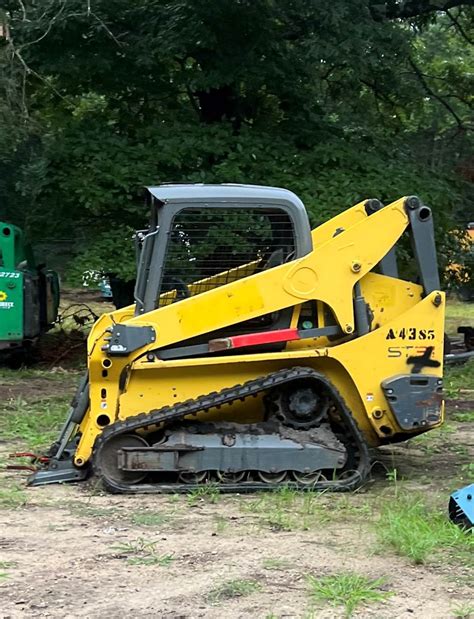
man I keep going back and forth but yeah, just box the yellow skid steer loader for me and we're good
[25,185,445,492]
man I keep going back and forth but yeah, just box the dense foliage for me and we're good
[0,1,473,282]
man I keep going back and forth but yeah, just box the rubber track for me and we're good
[93,366,370,494]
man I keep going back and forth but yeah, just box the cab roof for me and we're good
[146,183,305,209]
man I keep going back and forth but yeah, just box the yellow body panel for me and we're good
[74,197,445,467]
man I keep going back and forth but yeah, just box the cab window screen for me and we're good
[158,207,295,307]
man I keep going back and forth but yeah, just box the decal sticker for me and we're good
[386,327,435,340]
[366,393,374,402]
[0,272,20,278]
[388,345,429,358]
[0,290,13,309]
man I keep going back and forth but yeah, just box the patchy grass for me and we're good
[410,421,458,455]
[207,578,262,604]
[306,572,392,617]
[187,483,220,506]
[461,462,474,480]
[0,484,28,509]
[213,515,229,534]
[130,511,169,527]
[0,366,80,383]
[445,299,474,337]
[445,360,474,399]
[262,557,292,571]
[112,538,174,566]
[451,410,474,423]
[0,395,69,449]
[376,494,474,565]
[69,504,118,519]
[244,486,329,531]
[328,495,373,520]
[0,560,16,580]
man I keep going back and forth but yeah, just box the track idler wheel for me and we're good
[99,434,149,485]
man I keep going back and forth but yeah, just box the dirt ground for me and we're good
[0,298,473,618]
[0,484,471,619]
[1,379,473,618]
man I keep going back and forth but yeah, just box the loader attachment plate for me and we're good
[28,458,89,486]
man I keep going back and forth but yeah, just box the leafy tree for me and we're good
[0,1,472,282]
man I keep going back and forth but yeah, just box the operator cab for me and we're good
[134,184,313,315]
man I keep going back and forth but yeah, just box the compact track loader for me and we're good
[25,185,445,493]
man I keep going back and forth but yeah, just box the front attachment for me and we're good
[28,455,89,486]
[17,373,91,486]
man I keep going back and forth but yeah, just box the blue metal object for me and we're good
[449,483,474,530]
[98,278,113,299]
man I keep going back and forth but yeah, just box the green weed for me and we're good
[127,554,174,566]
[187,483,220,506]
[452,603,474,619]
[306,572,392,617]
[112,537,174,566]
[376,494,474,565]
[207,578,262,604]
[0,559,16,580]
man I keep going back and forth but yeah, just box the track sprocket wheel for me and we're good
[266,382,330,429]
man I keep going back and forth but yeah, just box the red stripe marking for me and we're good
[211,328,300,350]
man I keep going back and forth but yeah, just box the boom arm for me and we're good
[121,197,410,348]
